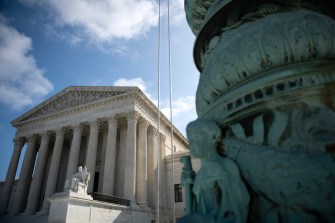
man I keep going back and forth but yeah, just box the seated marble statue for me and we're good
[64,166,90,194]
[180,119,250,223]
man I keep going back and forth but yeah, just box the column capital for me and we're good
[126,111,140,122]
[160,133,166,143]
[26,135,37,143]
[118,119,127,130]
[148,126,158,137]
[138,118,150,130]
[55,127,65,135]
[13,137,25,147]
[72,123,84,132]
[88,120,100,129]
[107,116,118,125]
[40,131,51,138]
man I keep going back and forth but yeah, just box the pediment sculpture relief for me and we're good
[22,90,125,121]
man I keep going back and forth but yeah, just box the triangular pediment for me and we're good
[12,86,139,125]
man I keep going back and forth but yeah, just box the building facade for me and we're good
[0,86,190,222]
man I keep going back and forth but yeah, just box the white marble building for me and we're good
[0,86,190,222]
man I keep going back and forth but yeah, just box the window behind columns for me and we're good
[174,184,183,202]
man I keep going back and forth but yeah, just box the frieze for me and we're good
[94,105,115,113]
[14,91,136,128]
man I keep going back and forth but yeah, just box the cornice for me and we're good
[11,86,189,148]
[14,90,136,130]
[12,86,139,126]
[133,90,189,148]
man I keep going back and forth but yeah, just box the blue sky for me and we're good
[0,0,199,180]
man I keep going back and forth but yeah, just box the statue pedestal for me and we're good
[48,191,93,223]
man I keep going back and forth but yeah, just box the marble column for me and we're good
[102,116,118,195]
[24,132,51,214]
[116,121,127,197]
[136,119,149,208]
[124,111,139,202]
[65,124,83,183]
[159,133,167,209]
[0,137,25,216]
[85,120,100,194]
[10,135,37,216]
[98,130,108,193]
[40,128,65,212]
[147,127,158,208]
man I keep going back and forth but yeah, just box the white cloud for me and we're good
[21,0,159,45]
[161,96,195,119]
[161,95,197,135]
[113,77,155,102]
[169,0,186,25]
[0,14,53,110]
[113,77,148,93]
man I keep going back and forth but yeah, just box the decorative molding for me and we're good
[88,120,100,129]
[12,87,139,127]
[138,118,150,130]
[55,128,65,136]
[196,10,335,114]
[40,131,51,138]
[201,62,335,122]
[148,126,158,137]
[185,0,335,37]
[22,91,125,121]
[26,135,37,143]
[72,123,84,132]
[160,133,166,143]
[106,116,118,128]
[126,111,140,122]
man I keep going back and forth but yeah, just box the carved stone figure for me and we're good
[221,107,335,222]
[183,0,335,222]
[64,166,90,194]
[180,120,249,223]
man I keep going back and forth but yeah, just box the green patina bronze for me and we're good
[181,0,335,222]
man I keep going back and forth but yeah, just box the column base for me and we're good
[130,200,139,208]
[137,202,151,210]
[20,211,34,216]
[9,210,20,216]
[36,208,49,215]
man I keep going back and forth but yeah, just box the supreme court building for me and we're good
[0,86,191,223]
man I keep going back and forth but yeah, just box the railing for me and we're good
[90,192,131,206]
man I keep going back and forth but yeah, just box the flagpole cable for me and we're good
[156,0,161,222]
[167,0,175,222]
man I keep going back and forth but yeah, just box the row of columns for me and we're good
[0,111,167,216]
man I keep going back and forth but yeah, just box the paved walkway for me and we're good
[0,212,49,223]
